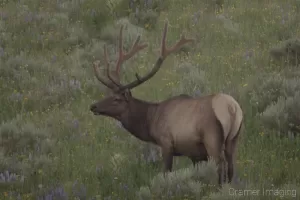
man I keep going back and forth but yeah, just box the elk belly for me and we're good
[172,131,204,157]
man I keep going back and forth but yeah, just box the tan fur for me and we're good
[212,93,243,141]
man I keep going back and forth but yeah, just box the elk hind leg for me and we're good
[225,134,239,183]
[203,131,225,185]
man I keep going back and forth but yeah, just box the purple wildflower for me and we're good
[244,50,253,60]
[72,119,80,129]
[192,11,201,24]
[91,9,96,17]
[115,121,124,130]
[9,92,23,102]
[0,47,4,57]
[72,181,87,200]
[122,184,129,191]
[0,170,24,183]
[25,13,34,23]
[69,79,81,90]
[194,90,201,97]
[129,0,134,9]
[144,0,152,8]
[51,55,57,63]
[96,165,103,174]
[0,11,8,20]
[37,185,68,200]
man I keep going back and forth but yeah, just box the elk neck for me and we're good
[119,97,158,144]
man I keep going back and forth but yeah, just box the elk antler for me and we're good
[93,25,148,91]
[117,20,195,91]
[93,60,117,90]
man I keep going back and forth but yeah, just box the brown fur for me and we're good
[90,21,243,185]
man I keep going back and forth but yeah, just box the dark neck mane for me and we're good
[119,97,158,144]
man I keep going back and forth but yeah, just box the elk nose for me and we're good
[90,104,97,112]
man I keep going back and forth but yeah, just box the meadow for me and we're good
[1,0,300,199]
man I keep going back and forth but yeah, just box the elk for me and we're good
[90,21,243,185]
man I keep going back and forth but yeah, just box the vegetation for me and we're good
[1,0,300,199]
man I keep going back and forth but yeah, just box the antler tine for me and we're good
[161,21,194,58]
[103,44,122,87]
[160,20,168,58]
[115,25,148,76]
[92,60,116,90]
[117,20,194,92]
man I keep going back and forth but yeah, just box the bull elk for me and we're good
[90,21,243,185]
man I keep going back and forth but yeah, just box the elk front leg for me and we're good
[161,147,173,173]
[190,157,200,167]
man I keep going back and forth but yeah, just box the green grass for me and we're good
[1,0,300,199]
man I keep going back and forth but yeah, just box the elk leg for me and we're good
[190,157,199,167]
[225,136,239,183]
[203,134,224,185]
[162,147,173,173]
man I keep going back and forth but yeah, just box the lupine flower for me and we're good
[9,92,23,102]
[72,119,80,129]
[0,11,8,20]
[25,13,34,23]
[72,181,87,200]
[0,47,4,57]
[37,185,68,200]
[192,11,201,24]
[69,79,82,90]
[115,121,124,130]
[129,0,134,9]
[0,170,24,183]
[51,55,57,63]
[194,90,201,97]
[244,50,253,61]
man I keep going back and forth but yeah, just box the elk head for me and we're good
[90,21,194,120]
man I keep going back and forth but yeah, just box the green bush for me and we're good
[261,92,300,137]
[67,0,113,36]
[244,72,284,113]
[270,38,300,66]
[0,116,55,192]
[112,0,169,30]
[136,161,218,200]
[172,61,210,96]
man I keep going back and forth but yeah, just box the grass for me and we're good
[1,0,300,199]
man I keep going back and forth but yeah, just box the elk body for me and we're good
[90,21,243,185]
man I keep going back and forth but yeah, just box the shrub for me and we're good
[270,38,300,66]
[243,72,284,113]
[260,91,300,137]
[0,116,55,192]
[100,18,145,47]
[172,61,210,97]
[140,143,161,164]
[67,0,112,37]
[136,161,218,200]
[129,9,159,30]
[244,70,300,136]
[0,52,83,119]
[113,0,169,29]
